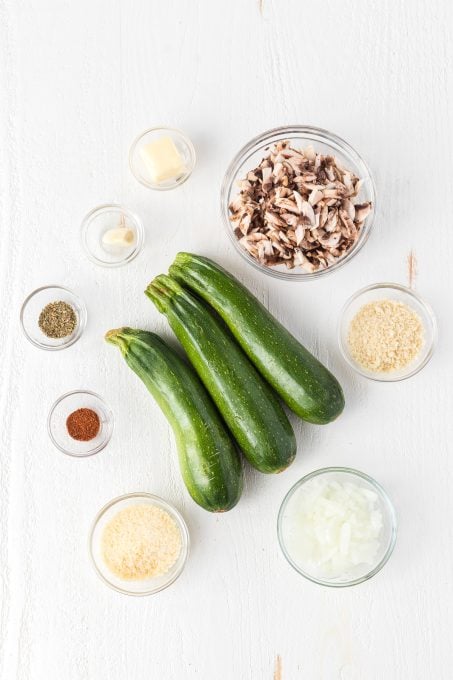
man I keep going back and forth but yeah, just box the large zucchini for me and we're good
[145,276,296,474]
[169,253,344,424]
[105,328,243,512]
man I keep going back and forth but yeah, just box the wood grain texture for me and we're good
[1,0,452,678]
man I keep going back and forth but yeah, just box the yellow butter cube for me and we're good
[139,136,186,184]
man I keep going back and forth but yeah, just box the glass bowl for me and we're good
[277,467,397,587]
[89,492,190,596]
[221,125,376,281]
[20,285,87,350]
[48,390,114,457]
[129,126,196,190]
[338,283,437,381]
[81,204,144,267]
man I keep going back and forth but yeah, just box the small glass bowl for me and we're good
[20,285,87,350]
[81,204,144,267]
[89,492,190,596]
[277,467,397,588]
[221,125,376,281]
[129,126,196,190]
[338,283,437,381]
[48,390,114,457]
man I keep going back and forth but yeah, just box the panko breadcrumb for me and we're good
[348,299,424,372]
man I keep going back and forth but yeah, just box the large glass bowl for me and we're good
[221,125,376,281]
[277,467,397,587]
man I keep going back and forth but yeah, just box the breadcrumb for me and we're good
[348,299,424,372]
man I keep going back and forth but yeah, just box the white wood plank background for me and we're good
[1,1,452,678]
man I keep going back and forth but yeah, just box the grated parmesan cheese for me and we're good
[348,298,424,372]
[101,503,182,580]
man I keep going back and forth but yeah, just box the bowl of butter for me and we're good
[129,126,196,190]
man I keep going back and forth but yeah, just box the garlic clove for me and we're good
[102,227,135,248]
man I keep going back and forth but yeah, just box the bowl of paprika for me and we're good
[47,390,114,457]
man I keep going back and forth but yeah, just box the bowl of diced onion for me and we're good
[277,467,397,587]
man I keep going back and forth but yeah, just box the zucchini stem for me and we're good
[145,274,183,312]
[105,327,133,356]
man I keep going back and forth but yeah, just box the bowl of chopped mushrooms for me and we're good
[221,126,376,281]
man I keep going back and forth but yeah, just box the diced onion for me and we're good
[283,478,383,579]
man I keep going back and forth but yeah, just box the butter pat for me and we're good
[139,136,186,184]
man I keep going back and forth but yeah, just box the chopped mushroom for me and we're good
[229,141,372,272]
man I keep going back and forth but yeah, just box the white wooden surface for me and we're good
[1,1,452,678]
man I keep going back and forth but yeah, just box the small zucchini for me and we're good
[145,276,297,474]
[105,327,243,512]
[169,253,345,424]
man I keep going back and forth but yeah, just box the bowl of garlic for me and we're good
[81,204,145,268]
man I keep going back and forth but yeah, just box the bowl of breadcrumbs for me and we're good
[338,283,437,381]
[89,492,189,595]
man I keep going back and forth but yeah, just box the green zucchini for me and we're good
[169,253,344,425]
[105,327,243,512]
[145,276,296,474]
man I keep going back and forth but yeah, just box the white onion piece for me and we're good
[283,478,383,579]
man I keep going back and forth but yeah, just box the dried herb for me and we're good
[38,300,77,339]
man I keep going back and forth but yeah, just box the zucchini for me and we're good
[169,253,344,424]
[145,276,296,474]
[105,327,243,512]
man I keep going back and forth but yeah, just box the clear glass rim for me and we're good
[20,285,87,350]
[128,126,196,191]
[89,492,190,596]
[47,389,114,457]
[338,282,438,382]
[277,466,397,588]
[221,124,376,281]
[80,203,145,268]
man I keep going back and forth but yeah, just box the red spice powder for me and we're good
[66,408,100,441]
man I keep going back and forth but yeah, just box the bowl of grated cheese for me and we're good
[338,282,437,381]
[89,492,189,596]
